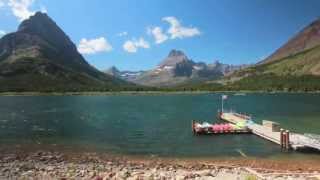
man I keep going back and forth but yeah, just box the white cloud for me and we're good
[135,38,150,49]
[123,41,136,53]
[0,30,6,37]
[123,38,150,53]
[162,16,200,39]
[40,5,47,13]
[4,0,47,21]
[117,31,128,37]
[0,1,5,8]
[148,26,168,44]
[8,0,35,21]
[77,37,113,55]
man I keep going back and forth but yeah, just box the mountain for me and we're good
[237,18,320,77]
[158,49,189,67]
[105,50,247,87]
[215,18,320,91]
[261,18,320,64]
[105,66,121,77]
[0,12,128,92]
[104,66,145,82]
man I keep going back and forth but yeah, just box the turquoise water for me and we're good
[0,93,320,159]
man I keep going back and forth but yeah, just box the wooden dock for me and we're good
[247,123,281,144]
[218,112,320,151]
[197,95,320,152]
[220,112,289,147]
[219,112,249,124]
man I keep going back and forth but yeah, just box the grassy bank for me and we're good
[1,90,320,96]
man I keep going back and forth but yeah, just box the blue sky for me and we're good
[0,0,320,71]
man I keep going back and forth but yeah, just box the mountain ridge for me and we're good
[201,18,320,91]
[0,12,129,92]
[105,50,248,87]
[260,18,320,64]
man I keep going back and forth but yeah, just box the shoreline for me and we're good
[1,142,320,179]
[0,90,320,96]
[1,150,320,179]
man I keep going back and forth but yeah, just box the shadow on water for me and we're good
[295,147,320,154]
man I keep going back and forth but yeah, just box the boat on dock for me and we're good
[192,94,320,152]
[192,120,250,135]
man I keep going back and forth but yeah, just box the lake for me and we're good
[0,93,320,160]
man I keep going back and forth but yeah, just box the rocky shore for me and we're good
[1,151,320,180]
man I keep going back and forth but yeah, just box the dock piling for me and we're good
[280,129,291,150]
[280,128,284,149]
[283,132,287,150]
[285,130,290,150]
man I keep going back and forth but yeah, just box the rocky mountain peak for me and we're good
[109,66,119,71]
[105,66,120,76]
[18,12,50,31]
[18,12,60,37]
[168,49,185,57]
[0,12,128,91]
[17,11,76,52]
[209,60,221,66]
[158,49,190,67]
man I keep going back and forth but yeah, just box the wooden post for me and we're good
[286,130,290,150]
[280,128,284,149]
[282,132,287,150]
